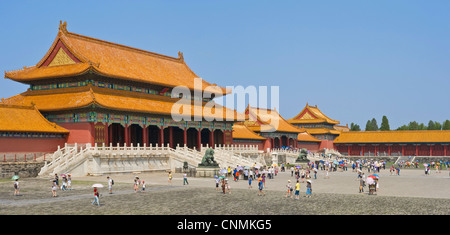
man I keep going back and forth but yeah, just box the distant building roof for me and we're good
[288,103,340,125]
[334,130,450,144]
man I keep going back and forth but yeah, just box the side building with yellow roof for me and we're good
[334,130,450,156]
[0,104,68,153]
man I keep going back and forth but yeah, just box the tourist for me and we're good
[13,179,19,196]
[248,175,252,188]
[225,179,231,194]
[359,177,365,193]
[262,173,266,188]
[67,174,72,190]
[134,178,139,192]
[61,177,67,191]
[107,176,113,194]
[142,181,146,192]
[258,175,265,196]
[215,176,220,191]
[221,178,226,194]
[305,180,312,198]
[54,174,59,189]
[286,180,293,198]
[313,167,318,179]
[52,180,57,197]
[294,180,300,200]
[183,173,189,185]
[92,187,100,206]
[168,171,172,185]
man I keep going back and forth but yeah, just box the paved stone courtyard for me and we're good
[1,167,450,215]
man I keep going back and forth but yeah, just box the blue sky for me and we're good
[0,0,449,129]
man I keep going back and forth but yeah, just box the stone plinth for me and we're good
[196,167,219,178]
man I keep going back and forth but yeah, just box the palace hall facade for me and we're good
[1,22,239,152]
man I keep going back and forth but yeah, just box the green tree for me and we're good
[443,120,450,130]
[370,118,379,131]
[396,125,409,130]
[427,120,441,130]
[350,122,361,131]
[365,120,372,131]
[408,121,419,130]
[380,115,390,131]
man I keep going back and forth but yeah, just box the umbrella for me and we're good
[272,163,278,167]
[254,165,261,169]
[357,169,362,173]
[306,179,312,183]
[92,184,104,188]
[371,174,380,178]
[423,164,428,167]
[244,166,250,170]
[60,174,66,178]
[365,177,375,185]
[219,175,225,179]
[295,165,301,169]
[11,175,19,180]
[236,166,243,171]
[368,175,377,179]
[220,169,227,174]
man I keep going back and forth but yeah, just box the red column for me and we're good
[209,129,214,148]
[143,126,148,146]
[183,128,187,147]
[159,127,164,146]
[416,144,419,156]
[361,145,364,156]
[104,123,109,145]
[445,145,448,156]
[401,145,405,156]
[374,145,378,156]
[279,137,282,148]
[124,124,130,146]
[169,126,173,148]
[388,145,391,156]
[429,144,433,156]
[348,145,351,156]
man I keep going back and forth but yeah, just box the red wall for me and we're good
[0,137,66,153]
[298,142,320,152]
[59,122,94,144]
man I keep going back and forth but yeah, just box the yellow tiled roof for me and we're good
[1,85,243,121]
[288,104,340,125]
[297,132,321,142]
[232,124,266,140]
[0,104,68,133]
[242,106,305,133]
[305,128,341,135]
[5,21,228,96]
[334,130,450,144]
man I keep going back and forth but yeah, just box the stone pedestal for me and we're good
[196,167,219,178]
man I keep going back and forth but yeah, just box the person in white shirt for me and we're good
[107,176,113,194]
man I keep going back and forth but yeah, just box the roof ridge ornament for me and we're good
[59,21,68,33]
[178,51,184,62]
